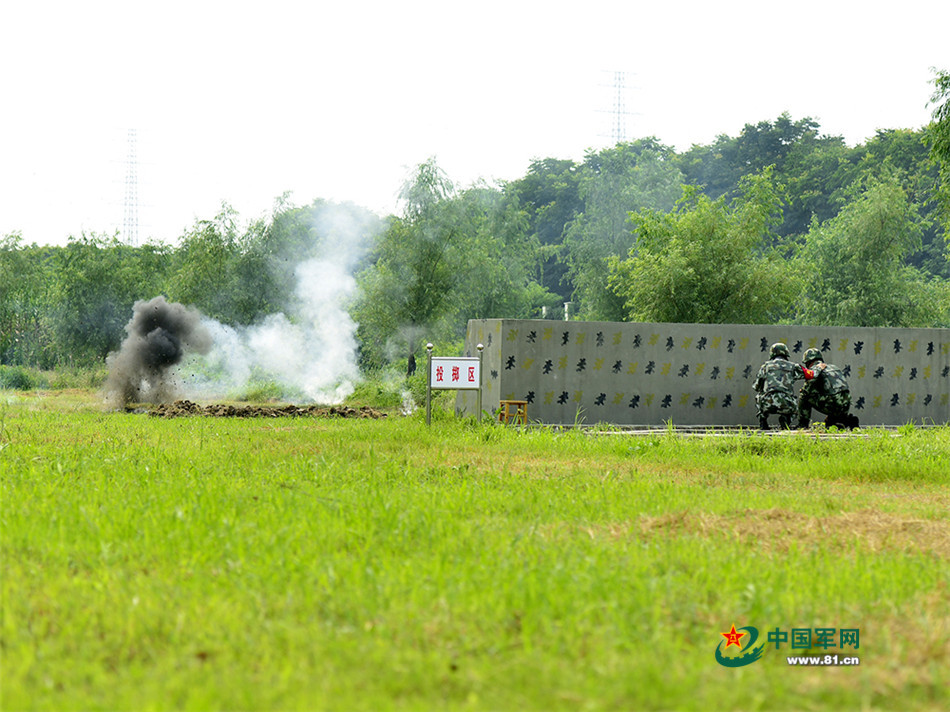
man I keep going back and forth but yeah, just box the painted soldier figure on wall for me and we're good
[753,342,814,430]
[797,348,858,430]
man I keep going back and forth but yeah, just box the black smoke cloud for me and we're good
[105,296,213,407]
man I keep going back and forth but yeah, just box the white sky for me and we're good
[2,0,948,246]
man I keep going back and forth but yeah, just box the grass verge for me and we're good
[2,392,948,711]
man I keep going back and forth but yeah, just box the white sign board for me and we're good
[430,356,480,390]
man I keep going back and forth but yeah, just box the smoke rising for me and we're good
[104,296,213,407]
[182,202,375,404]
[191,257,359,403]
[104,203,375,407]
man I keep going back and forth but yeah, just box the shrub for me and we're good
[0,365,47,390]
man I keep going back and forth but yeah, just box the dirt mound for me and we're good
[147,399,387,419]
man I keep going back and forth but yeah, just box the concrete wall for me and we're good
[457,319,950,426]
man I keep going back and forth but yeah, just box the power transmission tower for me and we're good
[597,71,636,146]
[123,128,139,246]
[611,71,628,144]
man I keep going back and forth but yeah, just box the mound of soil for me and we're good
[147,399,387,419]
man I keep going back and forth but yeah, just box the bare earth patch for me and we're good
[636,508,950,557]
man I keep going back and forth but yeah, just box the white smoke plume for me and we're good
[182,203,372,404]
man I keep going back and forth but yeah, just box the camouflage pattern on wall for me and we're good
[457,319,950,426]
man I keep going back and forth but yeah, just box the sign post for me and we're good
[425,342,483,426]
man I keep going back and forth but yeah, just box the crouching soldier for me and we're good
[797,348,859,430]
[754,342,814,430]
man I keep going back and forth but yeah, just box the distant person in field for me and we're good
[753,342,814,430]
[796,348,858,430]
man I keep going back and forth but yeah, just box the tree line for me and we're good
[3,72,949,375]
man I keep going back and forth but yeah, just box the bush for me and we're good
[0,365,48,390]
[234,380,293,403]
[48,366,107,389]
[346,381,404,409]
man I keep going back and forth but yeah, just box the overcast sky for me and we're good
[2,0,948,246]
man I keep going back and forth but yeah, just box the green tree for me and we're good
[608,168,798,324]
[354,160,557,368]
[678,113,863,241]
[503,157,582,300]
[447,185,558,323]
[851,129,944,276]
[48,233,171,364]
[166,205,242,323]
[354,161,467,367]
[778,133,858,237]
[678,114,832,201]
[562,139,683,320]
[796,173,948,327]
[0,234,56,367]
[927,68,950,238]
[240,196,383,322]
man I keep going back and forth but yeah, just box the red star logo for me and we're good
[721,624,745,649]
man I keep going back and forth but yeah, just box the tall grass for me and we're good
[2,393,948,711]
[0,365,107,391]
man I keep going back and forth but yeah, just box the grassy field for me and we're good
[2,390,949,711]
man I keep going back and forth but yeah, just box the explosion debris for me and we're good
[147,400,386,418]
[105,296,213,408]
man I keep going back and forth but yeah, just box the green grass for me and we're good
[2,391,949,711]
[0,365,107,391]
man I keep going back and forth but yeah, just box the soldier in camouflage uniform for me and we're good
[753,343,814,430]
[796,348,858,429]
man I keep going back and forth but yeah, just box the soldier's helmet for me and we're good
[769,342,790,359]
[803,348,823,366]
